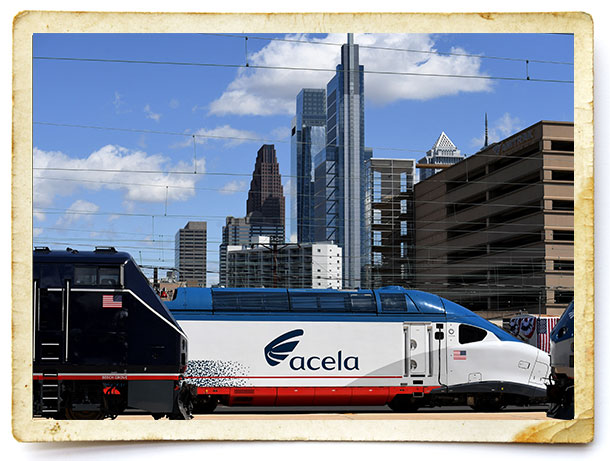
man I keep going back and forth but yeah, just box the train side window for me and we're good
[458,324,488,344]
[74,266,97,285]
[380,294,407,313]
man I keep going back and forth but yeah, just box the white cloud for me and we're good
[113,91,127,113]
[33,228,43,237]
[270,126,291,140]
[219,180,247,195]
[174,125,261,148]
[144,104,161,122]
[33,145,207,209]
[209,33,492,116]
[169,98,180,109]
[471,113,524,147]
[56,200,99,227]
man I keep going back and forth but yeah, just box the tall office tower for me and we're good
[175,221,207,287]
[291,88,326,243]
[417,132,465,181]
[365,158,415,289]
[246,144,285,241]
[218,216,251,287]
[313,33,368,288]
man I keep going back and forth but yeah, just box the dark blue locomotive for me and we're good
[33,247,193,419]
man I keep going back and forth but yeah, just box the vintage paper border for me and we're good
[12,11,594,443]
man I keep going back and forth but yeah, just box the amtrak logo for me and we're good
[264,329,304,366]
[264,329,360,371]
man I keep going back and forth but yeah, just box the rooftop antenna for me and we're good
[484,112,489,148]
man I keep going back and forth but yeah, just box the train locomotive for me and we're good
[546,300,575,419]
[33,247,193,420]
[166,286,551,413]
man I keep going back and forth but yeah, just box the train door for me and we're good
[35,280,69,364]
[402,322,447,386]
[403,322,446,385]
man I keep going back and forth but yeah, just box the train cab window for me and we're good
[99,267,120,286]
[458,324,488,344]
[74,266,121,286]
[74,266,97,285]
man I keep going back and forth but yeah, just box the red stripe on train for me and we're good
[32,374,180,381]
[197,386,441,406]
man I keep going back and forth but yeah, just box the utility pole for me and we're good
[249,240,301,288]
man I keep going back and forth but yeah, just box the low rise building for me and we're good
[227,238,342,289]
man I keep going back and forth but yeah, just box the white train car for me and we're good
[166,287,550,412]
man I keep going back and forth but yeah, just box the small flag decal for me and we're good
[452,350,467,360]
[102,294,123,309]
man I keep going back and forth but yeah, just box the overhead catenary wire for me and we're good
[33,120,572,167]
[32,55,574,84]
[201,32,575,66]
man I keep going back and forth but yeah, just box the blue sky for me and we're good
[32,33,574,284]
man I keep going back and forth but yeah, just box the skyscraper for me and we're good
[291,88,326,243]
[313,33,368,288]
[246,144,286,240]
[175,221,207,286]
[417,132,464,181]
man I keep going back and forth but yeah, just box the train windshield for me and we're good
[551,301,574,342]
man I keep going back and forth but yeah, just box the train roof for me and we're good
[166,286,447,314]
[34,247,132,264]
[165,286,518,342]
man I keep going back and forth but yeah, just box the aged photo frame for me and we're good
[12,11,594,443]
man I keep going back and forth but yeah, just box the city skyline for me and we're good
[32,33,574,285]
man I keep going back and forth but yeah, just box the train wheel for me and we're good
[388,395,421,413]
[64,408,105,420]
[193,396,218,414]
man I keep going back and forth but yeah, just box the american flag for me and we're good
[453,350,467,360]
[537,317,558,353]
[102,294,123,309]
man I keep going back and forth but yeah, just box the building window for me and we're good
[401,241,408,258]
[401,221,408,236]
[373,231,382,246]
[400,172,410,192]
[401,199,408,214]
[373,209,381,224]
[373,252,382,266]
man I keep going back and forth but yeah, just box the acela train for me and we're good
[547,300,574,419]
[33,247,194,420]
[166,286,551,412]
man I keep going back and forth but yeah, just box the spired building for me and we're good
[246,144,286,241]
[175,221,207,287]
[417,132,465,181]
[313,33,370,288]
[291,88,326,243]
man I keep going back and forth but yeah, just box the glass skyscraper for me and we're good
[290,88,326,243]
[313,33,369,288]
